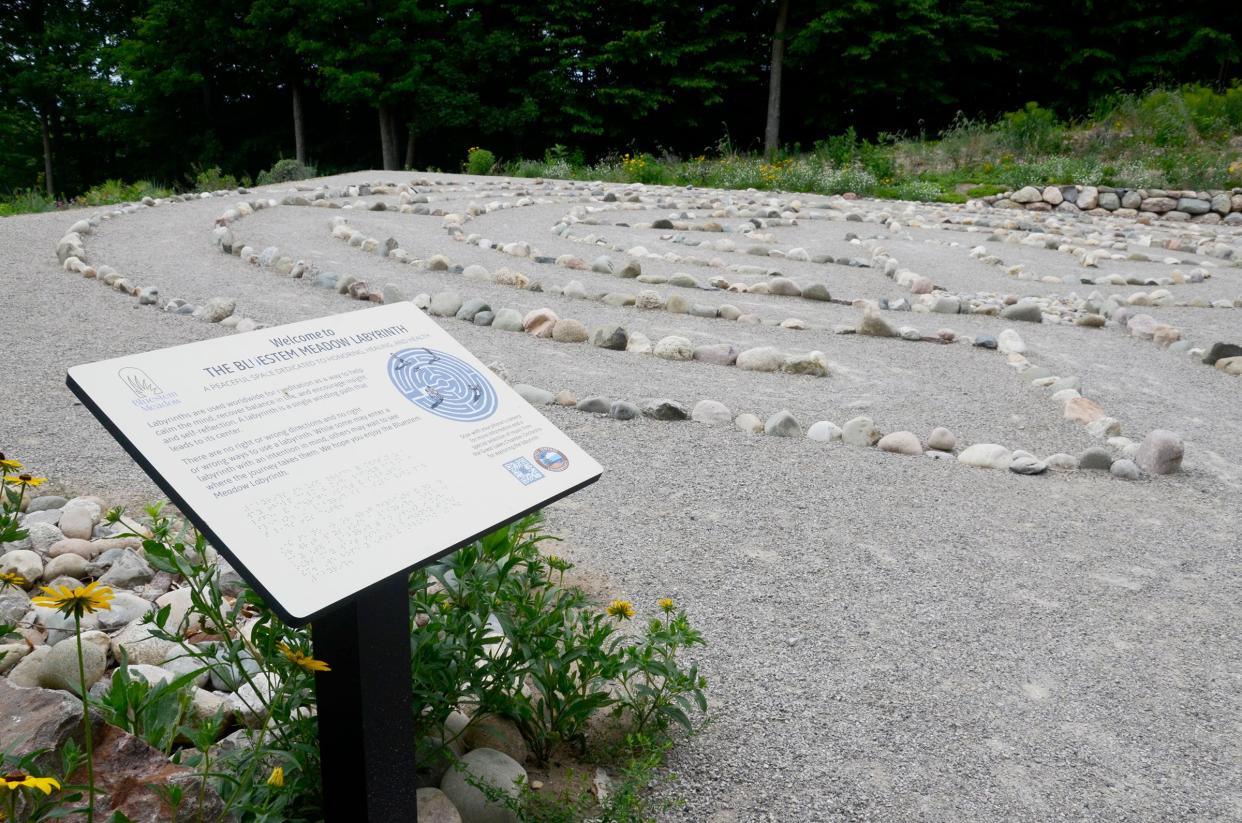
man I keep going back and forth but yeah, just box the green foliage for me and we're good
[73,179,173,207]
[256,158,314,185]
[999,102,1063,154]
[0,186,54,215]
[94,652,206,755]
[466,147,497,176]
[190,164,238,192]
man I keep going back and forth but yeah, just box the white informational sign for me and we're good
[68,303,602,623]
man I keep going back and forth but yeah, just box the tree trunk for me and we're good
[763,0,790,158]
[292,83,307,163]
[39,107,55,198]
[377,105,399,170]
[404,128,416,169]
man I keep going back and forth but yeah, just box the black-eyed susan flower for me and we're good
[278,643,330,673]
[3,474,45,488]
[31,580,114,618]
[606,599,635,620]
[659,598,676,614]
[546,554,572,573]
[266,766,284,787]
[0,571,28,591]
[0,770,61,794]
[0,453,21,472]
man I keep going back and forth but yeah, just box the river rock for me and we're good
[691,400,732,425]
[736,346,784,372]
[440,748,526,823]
[877,431,922,455]
[640,399,689,421]
[522,308,558,337]
[592,325,628,350]
[1134,429,1183,475]
[764,410,801,437]
[551,319,589,343]
[841,416,881,447]
[926,427,956,451]
[958,444,1012,469]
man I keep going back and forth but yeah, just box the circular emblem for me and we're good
[387,347,498,422]
[533,447,569,472]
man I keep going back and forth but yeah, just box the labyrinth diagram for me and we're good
[386,346,499,422]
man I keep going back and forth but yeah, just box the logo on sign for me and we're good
[503,457,544,486]
[387,347,498,422]
[533,447,569,472]
[118,367,164,399]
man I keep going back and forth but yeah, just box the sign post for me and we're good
[67,303,603,820]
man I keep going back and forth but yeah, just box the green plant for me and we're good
[466,147,497,176]
[256,158,314,186]
[94,652,205,754]
[615,603,707,737]
[0,187,55,216]
[0,743,86,822]
[190,164,238,192]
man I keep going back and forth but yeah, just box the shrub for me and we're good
[998,102,1063,154]
[466,147,496,176]
[256,158,314,185]
[0,187,55,216]
[190,164,238,191]
[74,179,173,207]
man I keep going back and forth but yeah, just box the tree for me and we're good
[764,0,789,156]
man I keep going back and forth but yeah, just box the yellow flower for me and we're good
[658,598,675,614]
[267,766,284,787]
[3,474,45,488]
[0,571,28,590]
[0,453,21,471]
[606,599,635,620]
[0,770,61,794]
[279,643,330,672]
[31,580,114,618]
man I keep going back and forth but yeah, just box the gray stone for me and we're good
[763,409,801,437]
[592,325,628,351]
[802,283,832,301]
[857,311,896,337]
[473,311,494,327]
[27,496,68,512]
[781,351,829,377]
[0,549,42,583]
[1078,447,1114,471]
[491,308,524,332]
[0,678,104,770]
[440,748,525,823]
[1000,301,1042,323]
[97,550,154,589]
[514,384,555,405]
[575,396,611,414]
[807,421,842,443]
[736,346,784,372]
[1177,197,1210,215]
[692,343,739,366]
[1202,342,1242,366]
[198,297,236,323]
[455,298,490,322]
[877,431,922,455]
[1135,430,1183,475]
[1110,459,1141,480]
[691,400,732,425]
[958,444,1012,469]
[551,319,589,343]
[430,292,464,317]
[618,260,642,278]
[38,630,109,692]
[640,399,689,421]
[734,413,763,434]
[96,591,154,632]
[927,427,956,451]
[653,335,694,361]
[1008,456,1048,475]
[842,416,881,447]
[609,401,641,421]
[973,335,997,349]
[417,787,463,823]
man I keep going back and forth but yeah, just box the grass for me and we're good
[495,84,1242,203]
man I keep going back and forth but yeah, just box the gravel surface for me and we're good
[3,172,1240,821]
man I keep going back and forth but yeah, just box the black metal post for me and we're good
[313,570,418,821]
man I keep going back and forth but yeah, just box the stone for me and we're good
[26,522,64,554]
[417,787,463,823]
[0,587,32,623]
[1202,342,1242,366]
[1086,417,1122,438]
[440,748,525,823]
[38,630,109,692]
[1000,301,1042,323]
[653,335,694,361]
[430,292,464,317]
[618,260,641,278]
[691,400,732,425]
[110,620,179,667]
[1077,186,1099,210]
[455,298,490,322]
[857,310,896,337]
[1110,459,1141,480]
[877,431,922,456]
[0,678,104,770]
[6,646,51,687]
[958,444,1012,469]
[926,427,956,451]
[781,351,829,377]
[734,413,763,434]
[551,319,589,343]
[736,346,784,372]
[522,308,558,337]
[973,335,997,349]
[198,297,236,323]
[1078,447,1114,471]
[692,343,739,366]
[665,294,689,314]
[1216,357,1242,376]
[841,416,882,447]
[763,410,801,437]
[626,332,652,354]
[1135,429,1183,475]
[1076,313,1106,328]
[1064,397,1106,425]
[575,396,611,414]
[1008,456,1047,475]
[807,421,842,443]
[514,384,555,405]
[592,325,628,350]
[96,591,154,632]
[98,550,155,589]
[1177,197,1210,215]
[609,401,641,420]
[553,390,578,407]
[427,254,451,270]
[0,549,41,584]
[997,329,1026,354]
[640,399,689,421]
[802,283,832,301]
[27,495,67,512]
[463,715,529,765]
[491,308,524,332]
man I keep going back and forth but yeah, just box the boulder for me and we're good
[440,748,526,823]
[763,410,801,437]
[877,431,922,456]
[1135,430,1183,475]
[841,416,881,447]
[958,444,1012,469]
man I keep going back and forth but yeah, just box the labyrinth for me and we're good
[8,171,1242,820]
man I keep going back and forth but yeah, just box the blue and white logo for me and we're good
[387,347,498,422]
[503,457,544,486]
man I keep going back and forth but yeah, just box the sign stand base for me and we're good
[313,570,419,821]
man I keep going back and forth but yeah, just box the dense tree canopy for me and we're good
[0,0,1237,196]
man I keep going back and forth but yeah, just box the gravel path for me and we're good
[3,172,1240,821]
